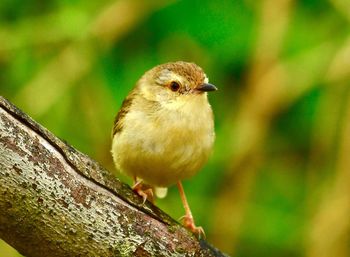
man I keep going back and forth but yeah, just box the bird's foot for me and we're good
[179,214,205,239]
[132,181,154,204]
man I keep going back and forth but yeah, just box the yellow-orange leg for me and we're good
[177,181,205,238]
[132,177,154,203]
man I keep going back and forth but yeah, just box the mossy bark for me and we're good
[0,96,228,257]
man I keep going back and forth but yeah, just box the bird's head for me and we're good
[137,61,217,106]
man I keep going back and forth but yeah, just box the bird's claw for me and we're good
[132,182,154,203]
[179,214,206,239]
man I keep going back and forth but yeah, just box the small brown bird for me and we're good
[111,61,216,236]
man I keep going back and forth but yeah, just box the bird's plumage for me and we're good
[111,61,215,187]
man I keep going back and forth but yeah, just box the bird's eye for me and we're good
[169,81,180,92]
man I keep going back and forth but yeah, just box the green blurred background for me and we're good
[1,0,350,256]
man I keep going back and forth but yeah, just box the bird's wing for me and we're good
[112,91,136,137]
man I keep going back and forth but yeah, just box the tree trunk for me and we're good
[0,96,228,257]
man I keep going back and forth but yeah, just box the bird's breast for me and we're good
[112,96,215,186]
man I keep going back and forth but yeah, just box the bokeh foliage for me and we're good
[1,0,350,256]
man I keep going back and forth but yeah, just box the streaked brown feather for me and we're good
[154,62,205,88]
[112,90,135,137]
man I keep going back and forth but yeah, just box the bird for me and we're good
[111,61,217,237]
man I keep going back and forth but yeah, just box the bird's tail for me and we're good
[155,187,168,198]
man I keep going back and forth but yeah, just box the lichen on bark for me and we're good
[0,96,228,257]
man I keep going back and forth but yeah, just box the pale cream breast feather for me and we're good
[112,90,214,187]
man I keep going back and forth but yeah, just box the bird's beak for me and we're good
[196,83,218,92]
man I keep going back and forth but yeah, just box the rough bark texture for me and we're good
[0,96,228,257]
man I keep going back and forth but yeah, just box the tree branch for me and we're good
[0,96,227,257]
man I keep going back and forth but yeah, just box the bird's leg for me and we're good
[132,176,154,203]
[177,181,205,238]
